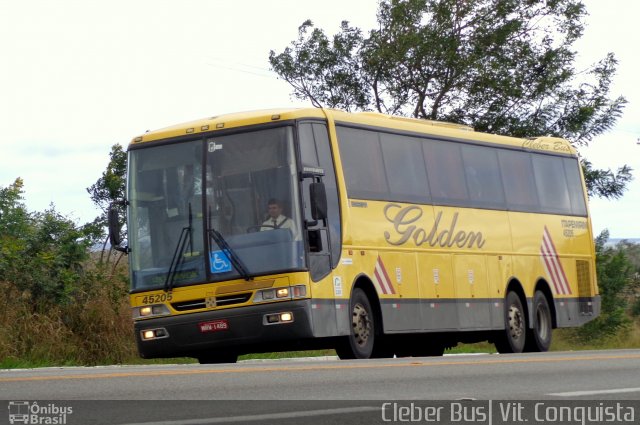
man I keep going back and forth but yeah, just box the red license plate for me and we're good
[199,320,229,333]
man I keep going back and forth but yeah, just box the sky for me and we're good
[0,0,638,238]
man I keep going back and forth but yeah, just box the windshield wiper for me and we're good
[164,203,193,292]
[207,207,252,281]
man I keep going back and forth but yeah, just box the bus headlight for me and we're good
[276,288,289,298]
[133,304,171,319]
[264,312,294,325]
[253,285,307,303]
[141,328,169,340]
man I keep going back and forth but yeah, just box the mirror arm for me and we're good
[108,199,129,254]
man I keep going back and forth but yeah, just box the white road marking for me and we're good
[548,387,640,397]
[120,406,379,425]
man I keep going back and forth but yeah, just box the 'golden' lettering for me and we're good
[383,204,486,249]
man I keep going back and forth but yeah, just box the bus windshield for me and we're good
[127,126,304,291]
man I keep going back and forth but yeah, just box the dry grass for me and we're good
[0,275,138,368]
[551,320,640,351]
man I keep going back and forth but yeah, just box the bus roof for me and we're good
[130,108,576,156]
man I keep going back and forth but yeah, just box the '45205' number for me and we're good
[141,293,173,304]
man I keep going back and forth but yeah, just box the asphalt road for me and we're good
[2,349,640,424]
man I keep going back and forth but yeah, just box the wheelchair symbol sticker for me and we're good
[209,250,232,273]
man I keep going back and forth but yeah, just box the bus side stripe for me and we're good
[541,245,562,295]
[544,227,572,295]
[374,256,395,295]
[374,263,392,294]
[541,227,571,295]
[541,229,563,294]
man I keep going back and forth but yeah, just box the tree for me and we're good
[568,230,632,342]
[0,178,30,240]
[0,179,101,306]
[86,144,128,263]
[270,0,631,198]
[582,160,633,199]
[0,179,32,282]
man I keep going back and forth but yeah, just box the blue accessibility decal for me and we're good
[209,250,232,273]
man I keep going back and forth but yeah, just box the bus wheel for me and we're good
[336,288,375,359]
[197,351,238,364]
[524,291,552,352]
[494,291,526,353]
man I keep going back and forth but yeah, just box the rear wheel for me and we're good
[524,290,553,352]
[494,291,527,353]
[336,288,376,359]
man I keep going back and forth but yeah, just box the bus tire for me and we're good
[524,290,553,352]
[197,351,238,364]
[336,288,375,359]
[494,291,527,354]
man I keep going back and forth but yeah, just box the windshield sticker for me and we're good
[208,141,223,153]
[209,250,232,273]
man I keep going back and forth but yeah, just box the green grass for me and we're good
[240,350,336,361]
[446,342,496,354]
[551,323,640,351]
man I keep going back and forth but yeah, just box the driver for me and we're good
[260,198,297,238]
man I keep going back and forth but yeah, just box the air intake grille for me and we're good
[172,299,206,311]
[171,292,252,312]
[576,260,591,296]
[576,260,593,315]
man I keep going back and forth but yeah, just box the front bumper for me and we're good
[134,299,314,359]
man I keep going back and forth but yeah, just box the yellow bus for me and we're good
[109,108,600,363]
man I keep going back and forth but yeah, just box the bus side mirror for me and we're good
[310,182,327,221]
[108,204,128,253]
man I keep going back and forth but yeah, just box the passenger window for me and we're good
[563,158,588,216]
[424,139,468,205]
[499,150,539,211]
[336,126,388,199]
[532,154,572,214]
[380,133,430,203]
[461,145,505,208]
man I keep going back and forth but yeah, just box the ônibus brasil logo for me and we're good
[8,401,73,424]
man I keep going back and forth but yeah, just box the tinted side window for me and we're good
[299,122,342,273]
[461,145,505,208]
[380,133,430,203]
[532,154,572,215]
[299,123,319,166]
[312,123,342,264]
[424,139,468,205]
[498,149,539,211]
[563,158,588,216]
[336,126,388,199]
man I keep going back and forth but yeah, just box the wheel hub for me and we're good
[351,303,371,346]
[507,304,524,339]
